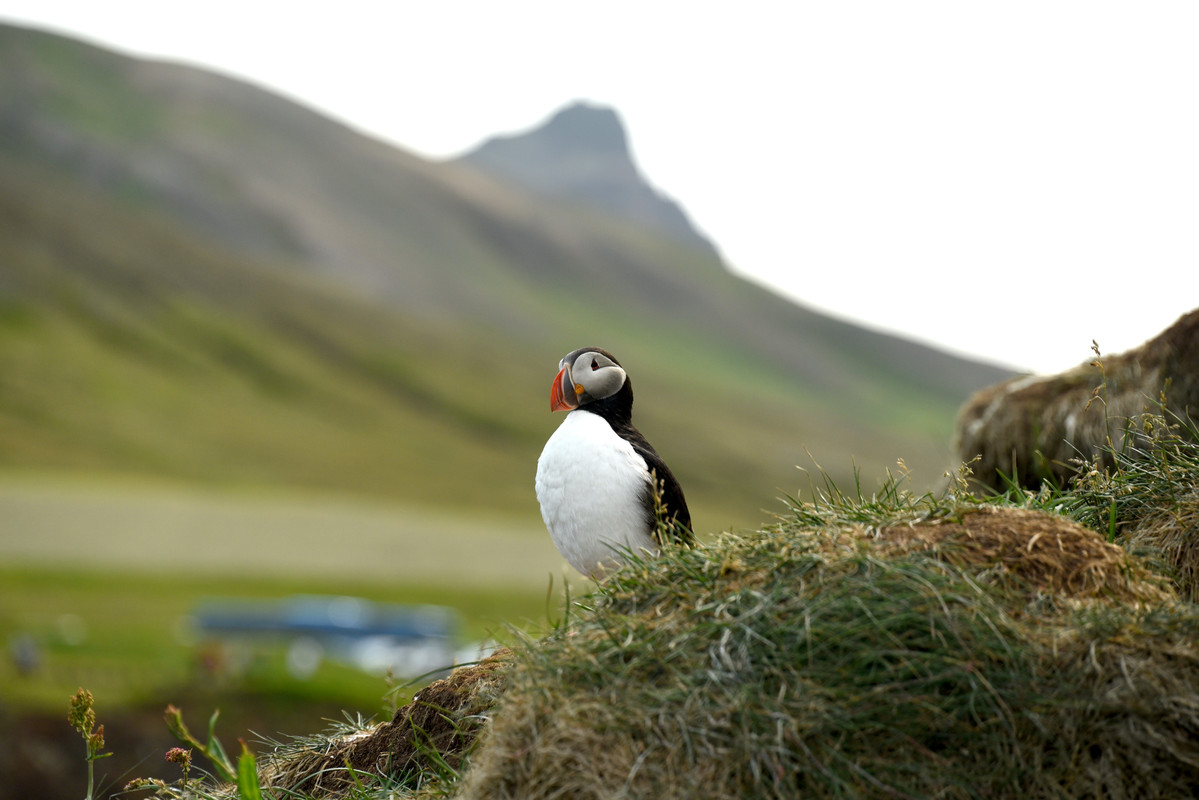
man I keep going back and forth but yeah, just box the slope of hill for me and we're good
[0,21,1014,529]
[0,161,544,512]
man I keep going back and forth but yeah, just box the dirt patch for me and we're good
[261,650,510,797]
[875,505,1171,603]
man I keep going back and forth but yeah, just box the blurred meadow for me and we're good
[0,477,568,708]
[0,478,569,797]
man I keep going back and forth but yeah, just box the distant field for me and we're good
[0,475,568,584]
[0,477,575,711]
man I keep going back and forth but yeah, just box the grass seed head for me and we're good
[68,687,96,738]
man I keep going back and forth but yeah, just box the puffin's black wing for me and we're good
[583,376,694,547]
[627,434,694,548]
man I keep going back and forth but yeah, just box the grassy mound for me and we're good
[447,506,1195,800]
[229,504,1196,799]
[142,415,1199,800]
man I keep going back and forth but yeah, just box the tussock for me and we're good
[873,505,1169,603]
[1057,411,1199,603]
[449,504,1197,800]
[953,308,1199,492]
[1125,486,1199,602]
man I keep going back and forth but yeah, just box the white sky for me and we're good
[4,2,1198,374]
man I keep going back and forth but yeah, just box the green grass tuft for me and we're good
[987,404,1199,602]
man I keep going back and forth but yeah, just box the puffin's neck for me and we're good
[580,378,635,431]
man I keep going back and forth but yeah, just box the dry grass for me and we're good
[953,308,1199,492]
[873,505,1170,603]
[1015,407,1199,604]
[257,652,511,796]
[1125,485,1199,602]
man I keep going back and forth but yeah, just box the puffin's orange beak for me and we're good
[550,366,579,412]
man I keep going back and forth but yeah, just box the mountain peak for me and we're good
[534,102,630,157]
[456,102,717,257]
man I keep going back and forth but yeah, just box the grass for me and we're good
[11,377,1197,799]
[151,407,1196,800]
[989,402,1199,605]
[0,476,567,585]
[0,550,561,796]
[19,404,1196,799]
[0,558,558,714]
[437,475,1196,799]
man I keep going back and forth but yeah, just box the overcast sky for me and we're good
[5,2,1198,374]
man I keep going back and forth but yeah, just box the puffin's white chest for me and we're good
[535,411,656,577]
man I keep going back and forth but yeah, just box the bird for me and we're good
[535,347,694,578]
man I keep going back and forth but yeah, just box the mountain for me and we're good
[455,102,718,257]
[0,22,1014,529]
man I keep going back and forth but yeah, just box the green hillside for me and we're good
[0,163,543,513]
[0,22,1014,531]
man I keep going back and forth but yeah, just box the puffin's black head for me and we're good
[549,347,628,412]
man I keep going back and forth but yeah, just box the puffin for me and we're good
[535,347,694,578]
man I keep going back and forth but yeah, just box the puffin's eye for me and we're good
[591,359,599,371]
